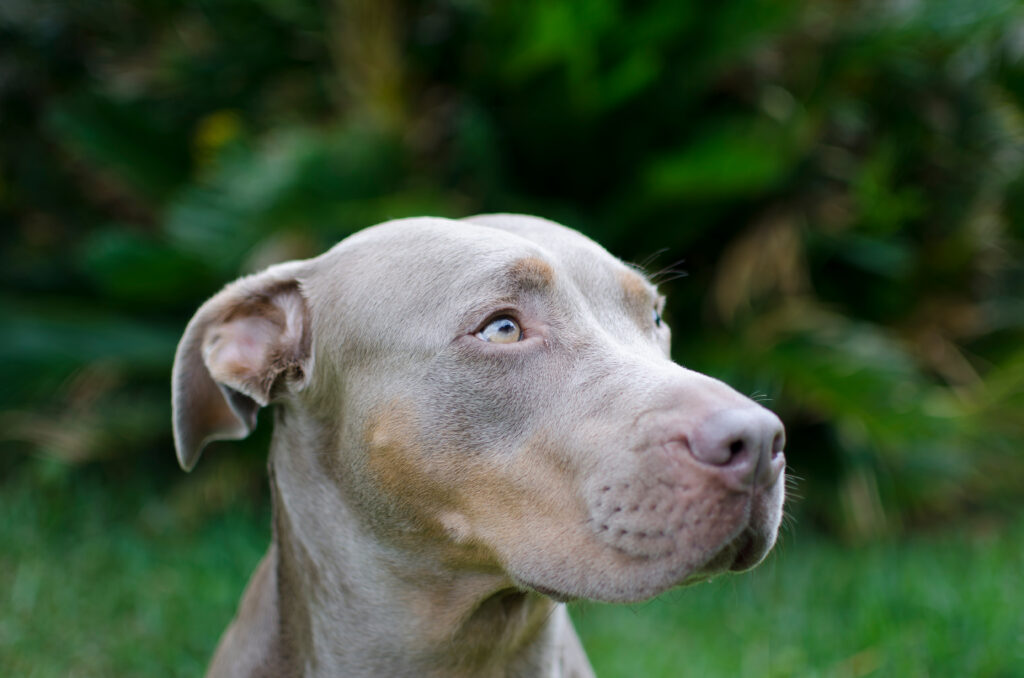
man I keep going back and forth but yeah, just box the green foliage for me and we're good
[2,0,1022,540]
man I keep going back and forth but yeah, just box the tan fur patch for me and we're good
[508,257,556,291]
[364,402,497,570]
[364,402,586,573]
[617,269,653,311]
[450,431,594,584]
[364,402,451,526]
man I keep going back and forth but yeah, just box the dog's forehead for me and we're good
[462,213,629,281]
[314,216,647,304]
[464,215,662,325]
[299,216,664,375]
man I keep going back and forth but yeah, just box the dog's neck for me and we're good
[264,409,565,677]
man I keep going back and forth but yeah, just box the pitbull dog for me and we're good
[171,214,786,677]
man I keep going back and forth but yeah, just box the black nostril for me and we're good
[689,407,782,480]
[686,406,785,490]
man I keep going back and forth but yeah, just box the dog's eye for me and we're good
[652,308,662,328]
[477,316,522,343]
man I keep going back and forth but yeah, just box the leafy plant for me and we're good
[2,0,1022,537]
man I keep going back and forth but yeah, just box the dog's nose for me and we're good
[689,407,785,490]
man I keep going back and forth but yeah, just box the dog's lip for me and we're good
[516,537,742,604]
[649,514,771,586]
[697,527,770,574]
[727,528,775,572]
[516,483,780,603]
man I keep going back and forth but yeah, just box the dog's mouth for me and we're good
[509,481,783,605]
[699,527,770,574]
[515,527,771,605]
[728,529,775,571]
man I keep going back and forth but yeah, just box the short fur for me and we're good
[172,214,786,677]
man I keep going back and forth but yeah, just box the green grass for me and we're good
[572,524,1024,677]
[3,458,1022,677]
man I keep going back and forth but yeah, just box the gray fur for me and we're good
[171,214,786,677]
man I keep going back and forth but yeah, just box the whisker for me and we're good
[653,272,689,286]
[649,258,689,285]
[632,248,670,273]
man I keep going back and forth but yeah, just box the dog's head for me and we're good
[172,214,785,603]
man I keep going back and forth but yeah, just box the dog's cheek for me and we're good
[420,346,566,456]
[361,400,508,567]
[455,437,594,566]
[363,402,455,531]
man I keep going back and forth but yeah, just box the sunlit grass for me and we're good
[3,459,1021,677]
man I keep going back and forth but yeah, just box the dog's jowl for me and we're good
[172,214,786,678]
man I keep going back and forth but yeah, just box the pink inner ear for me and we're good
[203,315,281,401]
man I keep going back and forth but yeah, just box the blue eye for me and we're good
[652,308,662,328]
[476,316,522,343]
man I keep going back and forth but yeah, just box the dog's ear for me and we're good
[172,265,312,471]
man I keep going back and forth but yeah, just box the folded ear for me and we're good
[172,265,312,471]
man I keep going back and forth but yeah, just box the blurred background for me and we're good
[2,0,1022,675]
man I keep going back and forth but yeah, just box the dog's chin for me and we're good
[516,525,779,605]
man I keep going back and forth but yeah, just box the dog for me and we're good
[171,214,786,677]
